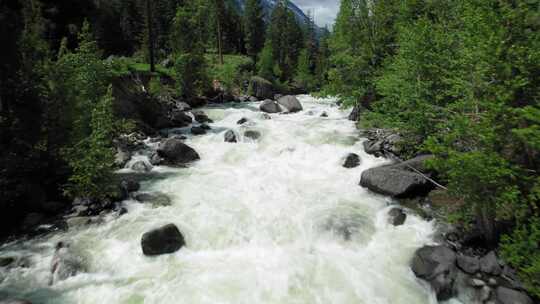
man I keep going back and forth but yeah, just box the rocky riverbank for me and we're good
[357,126,535,304]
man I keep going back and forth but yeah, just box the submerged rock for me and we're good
[50,242,86,285]
[224,130,237,143]
[259,99,282,113]
[131,160,153,172]
[157,138,200,166]
[411,245,457,301]
[191,126,207,135]
[388,208,406,226]
[277,95,303,113]
[0,257,15,267]
[135,192,172,207]
[244,130,261,141]
[141,224,186,256]
[193,111,213,123]
[343,153,360,168]
[237,117,249,125]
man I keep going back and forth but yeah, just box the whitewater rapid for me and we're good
[0,96,443,303]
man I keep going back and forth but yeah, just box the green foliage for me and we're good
[64,86,116,199]
[208,54,253,92]
[173,53,208,98]
[294,49,315,91]
[244,0,266,60]
[257,39,275,80]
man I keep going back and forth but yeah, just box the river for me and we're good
[0,95,451,304]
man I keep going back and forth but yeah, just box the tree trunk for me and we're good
[146,0,155,72]
[476,203,497,247]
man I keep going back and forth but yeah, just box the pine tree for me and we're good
[257,39,274,80]
[244,0,265,62]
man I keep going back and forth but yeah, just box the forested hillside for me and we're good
[323,0,540,297]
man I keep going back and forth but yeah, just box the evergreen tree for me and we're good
[257,38,274,80]
[244,0,265,62]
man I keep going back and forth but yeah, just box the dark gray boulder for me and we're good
[321,112,328,117]
[244,130,261,140]
[360,167,431,198]
[192,111,213,123]
[411,245,457,301]
[277,95,303,113]
[363,140,383,157]
[224,130,237,143]
[157,138,200,166]
[259,99,282,113]
[388,208,406,226]
[348,104,361,121]
[343,153,360,168]
[495,287,533,304]
[480,251,502,276]
[191,126,207,135]
[456,255,480,274]
[249,76,274,100]
[170,110,192,127]
[141,224,185,256]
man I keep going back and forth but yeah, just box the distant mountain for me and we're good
[230,0,322,32]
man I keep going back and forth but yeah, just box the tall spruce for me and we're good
[244,0,265,63]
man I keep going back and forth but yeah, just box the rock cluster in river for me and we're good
[157,138,200,166]
[259,95,303,114]
[411,245,533,303]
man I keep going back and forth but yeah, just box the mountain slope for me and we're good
[230,0,319,30]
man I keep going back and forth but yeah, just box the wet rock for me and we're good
[495,286,533,304]
[480,251,502,276]
[457,255,480,274]
[50,242,86,285]
[343,153,360,168]
[411,245,457,301]
[261,113,271,120]
[0,257,15,267]
[249,76,274,100]
[249,96,259,102]
[321,112,328,117]
[157,138,200,166]
[359,155,435,198]
[135,192,172,207]
[244,130,261,141]
[363,140,383,157]
[259,99,282,113]
[141,224,186,256]
[191,126,207,135]
[170,110,192,127]
[149,152,163,166]
[115,148,131,167]
[224,130,237,143]
[175,101,191,112]
[121,179,140,196]
[237,117,249,125]
[277,95,303,113]
[348,104,361,121]
[192,111,213,123]
[388,208,407,226]
[131,160,152,172]
[200,123,211,130]
[66,217,91,229]
[362,129,404,157]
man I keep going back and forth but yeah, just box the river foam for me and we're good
[0,95,445,304]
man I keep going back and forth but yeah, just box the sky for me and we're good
[292,0,340,28]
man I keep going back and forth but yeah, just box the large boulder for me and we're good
[359,155,435,198]
[411,245,457,301]
[157,138,200,166]
[170,110,192,127]
[259,99,282,113]
[277,95,303,113]
[348,104,361,121]
[495,286,533,304]
[141,224,186,256]
[249,76,274,100]
[49,242,86,285]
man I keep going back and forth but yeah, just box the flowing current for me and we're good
[1,96,444,304]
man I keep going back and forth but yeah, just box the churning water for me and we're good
[0,96,448,304]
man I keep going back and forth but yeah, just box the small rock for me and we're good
[244,130,261,140]
[237,117,249,125]
[480,251,502,276]
[343,153,360,168]
[191,126,206,135]
[170,110,192,127]
[224,130,237,143]
[261,113,271,120]
[149,152,163,166]
[192,111,213,123]
[118,208,128,216]
[175,101,191,112]
[320,112,328,117]
[135,192,172,207]
[141,224,186,256]
[121,179,140,194]
[388,208,407,226]
[457,255,480,274]
[480,286,492,301]
[488,278,498,286]
[249,96,258,102]
[200,123,211,130]
[131,160,152,172]
[469,278,486,287]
